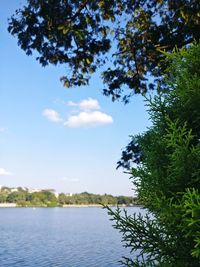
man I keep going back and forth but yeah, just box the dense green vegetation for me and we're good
[59,192,136,206]
[0,186,136,207]
[107,44,200,266]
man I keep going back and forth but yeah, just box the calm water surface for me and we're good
[0,207,140,267]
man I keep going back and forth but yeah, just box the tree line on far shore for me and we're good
[0,186,137,207]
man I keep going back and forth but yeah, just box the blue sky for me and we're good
[0,1,151,195]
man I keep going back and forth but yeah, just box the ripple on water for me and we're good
[0,207,139,267]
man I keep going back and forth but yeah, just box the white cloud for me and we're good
[0,168,13,176]
[68,98,100,111]
[67,101,77,107]
[64,111,113,128]
[0,127,6,133]
[42,109,62,123]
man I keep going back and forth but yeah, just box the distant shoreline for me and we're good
[0,203,17,208]
[62,204,141,208]
[0,203,141,208]
[0,186,138,207]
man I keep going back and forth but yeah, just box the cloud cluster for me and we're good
[68,98,100,111]
[42,109,62,123]
[43,98,113,128]
[0,168,13,176]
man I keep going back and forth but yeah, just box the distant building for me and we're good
[54,192,59,198]
[28,188,41,193]
[66,192,73,197]
[10,188,18,192]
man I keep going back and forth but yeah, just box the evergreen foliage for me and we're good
[107,44,200,266]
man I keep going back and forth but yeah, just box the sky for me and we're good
[0,1,151,196]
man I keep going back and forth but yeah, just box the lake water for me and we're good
[0,207,139,267]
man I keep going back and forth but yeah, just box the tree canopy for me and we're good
[8,0,200,102]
